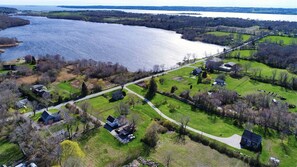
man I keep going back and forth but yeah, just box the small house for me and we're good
[191,68,203,76]
[2,64,17,71]
[213,78,226,86]
[32,85,50,97]
[39,111,61,125]
[106,115,128,129]
[240,130,262,151]
[106,115,118,128]
[15,99,29,109]
[112,90,125,101]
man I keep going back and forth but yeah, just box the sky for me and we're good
[0,0,296,8]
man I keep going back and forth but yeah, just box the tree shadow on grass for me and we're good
[78,128,101,145]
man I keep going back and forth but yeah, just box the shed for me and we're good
[15,99,29,109]
[191,68,203,76]
[240,130,262,151]
[213,78,226,86]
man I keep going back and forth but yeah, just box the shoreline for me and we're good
[0,42,20,48]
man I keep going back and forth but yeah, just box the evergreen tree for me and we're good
[81,82,88,97]
[146,77,158,100]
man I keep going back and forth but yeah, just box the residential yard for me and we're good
[223,58,297,80]
[259,36,297,45]
[76,94,160,166]
[150,133,248,167]
[0,139,23,165]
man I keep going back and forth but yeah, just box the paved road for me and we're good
[125,87,242,149]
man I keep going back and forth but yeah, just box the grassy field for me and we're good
[225,76,297,112]
[224,58,297,80]
[0,139,23,165]
[259,36,297,45]
[206,31,251,42]
[150,133,248,167]
[127,84,243,137]
[227,49,256,59]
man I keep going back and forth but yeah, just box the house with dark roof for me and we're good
[2,64,17,71]
[105,115,128,130]
[15,99,29,109]
[39,111,61,125]
[213,78,226,86]
[32,85,50,97]
[112,90,125,101]
[191,68,203,76]
[240,130,262,151]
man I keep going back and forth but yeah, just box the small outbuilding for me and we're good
[15,99,29,109]
[213,78,226,86]
[191,68,203,76]
[39,111,61,125]
[240,130,262,151]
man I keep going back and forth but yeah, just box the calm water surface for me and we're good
[0,16,226,71]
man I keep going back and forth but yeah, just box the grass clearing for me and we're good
[259,36,297,45]
[127,84,243,137]
[0,139,23,165]
[224,58,297,80]
[206,31,252,42]
[150,133,248,167]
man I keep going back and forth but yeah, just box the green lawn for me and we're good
[206,31,252,42]
[227,49,256,59]
[224,58,297,81]
[259,36,297,45]
[150,133,248,167]
[225,76,297,112]
[127,84,243,137]
[0,139,23,165]
[51,81,80,100]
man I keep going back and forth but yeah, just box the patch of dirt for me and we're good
[70,79,81,89]
[56,68,77,82]
[17,75,39,84]
[173,76,184,81]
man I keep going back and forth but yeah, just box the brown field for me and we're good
[56,67,77,82]
[16,75,39,85]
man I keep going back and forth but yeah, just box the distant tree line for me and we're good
[0,37,18,45]
[0,15,29,30]
[0,7,18,14]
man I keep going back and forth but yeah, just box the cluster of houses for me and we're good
[189,57,238,87]
[105,115,136,144]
